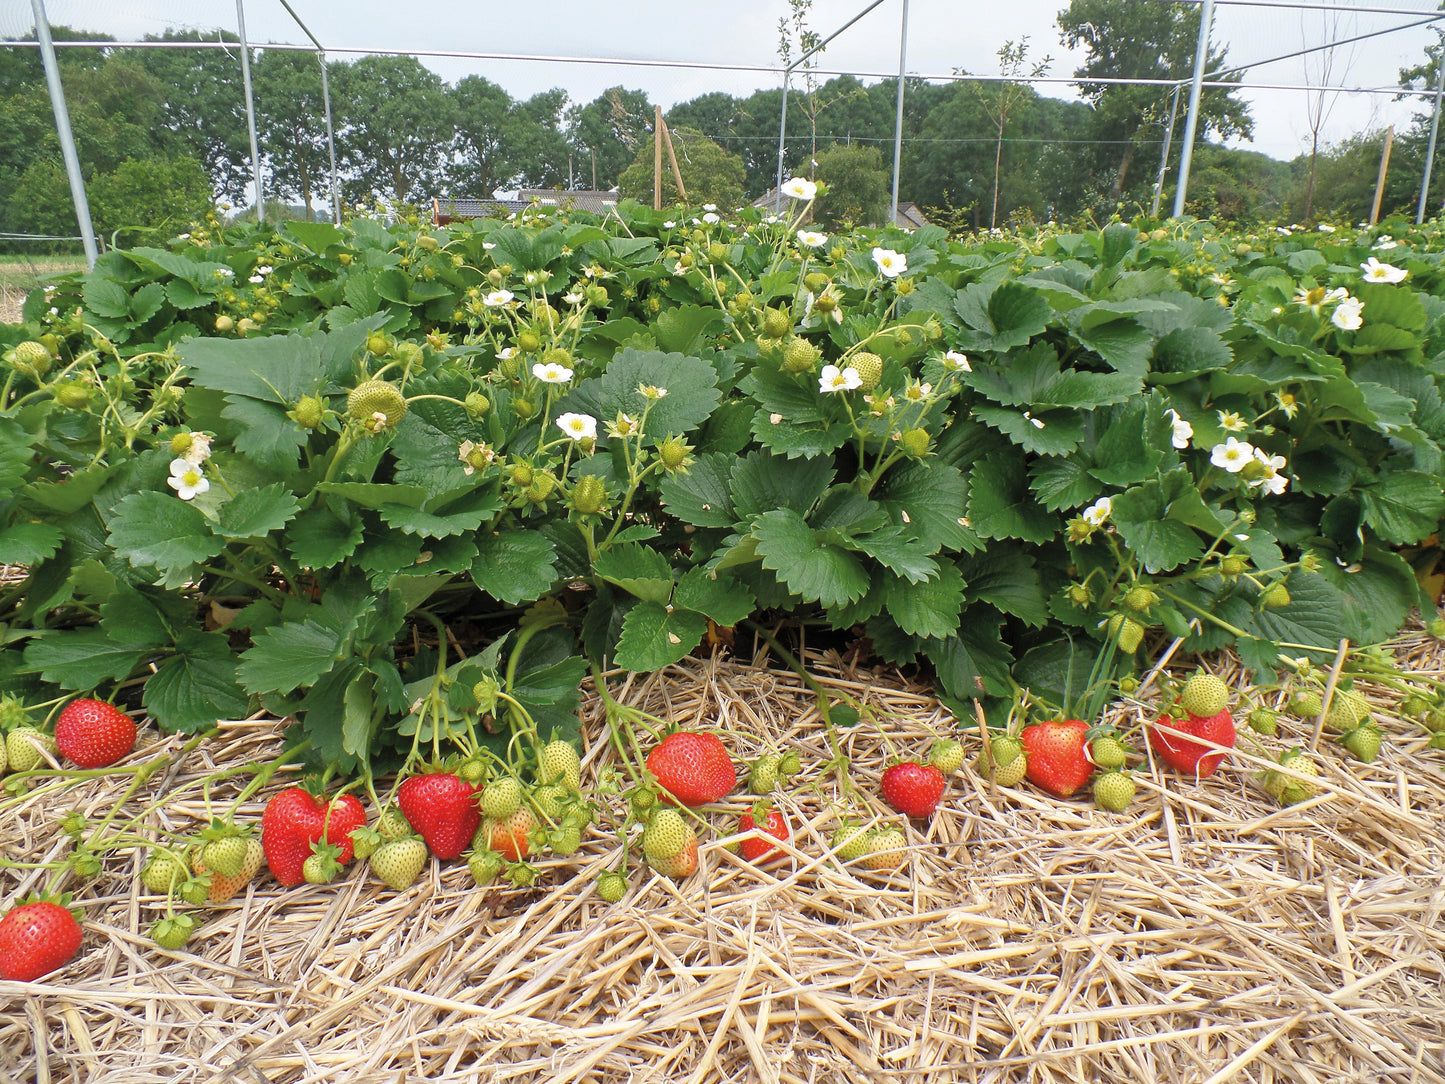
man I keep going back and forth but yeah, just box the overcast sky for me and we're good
[10,0,1445,165]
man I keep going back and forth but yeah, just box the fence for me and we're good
[7,0,1445,267]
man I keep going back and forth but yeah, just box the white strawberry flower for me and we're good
[819,364,862,393]
[702,212,721,225]
[796,230,828,248]
[781,177,817,201]
[496,347,516,360]
[555,412,597,441]
[1360,256,1406,283]
[872,247,907,278]
[1210,436,1256,473]
[166,458,210,501]
[1331,296,1364,331]
[533,362,573,384]
[483,289,514,307]
[1248,449,1289,496]
[1082,496,1112,526]
[943,350,971,373]
[1165,409,1193,450]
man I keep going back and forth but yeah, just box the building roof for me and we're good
[433,190,618,224]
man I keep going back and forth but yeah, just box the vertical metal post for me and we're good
[1370,125,1394,226]
[1417,43,1445,224]
[1172,0,1215,219]
[774,70,790,214]
[1151,83,1182,218]
[890,0,909,227]
[30,0,97,267]
[319,50,342,223]
[236,0,264,223]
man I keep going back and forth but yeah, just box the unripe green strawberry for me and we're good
[481,777,523,820]
[347,379,408,430]
[898,428,931,457]
[571,474,607,514]
[533,301,558,327]
[376,805,412,841]
[831,824,872,862]
[860,827,906,872]
[510,463,535,487]
[585,284,609,307]
[192,838,263,905]
[1179,673,1230,718]
[1425,709,1445,733]
[749,754,781,795]
[150,913,199,951]
[929,739,965,775]
[990,734,1023,767]
[1290,690,1324,718]
[178,878,209,906]
[291,394,325,429]
[517,330,541,353]
[993,754,1029,787]
[0,735,6,774]
[52,379,94,408]
[302,853,339,885]
[1262,583,1291,608]
[1092,771,1136,812]
[7,727,58,772]
[215,314,236,332]
[141,852,187,895]
[70,849,102,877]
[532,783,571,823]
[1247,708,1278,736]
[658,436,692,471]
[781,337,818,373]
[349,826,383,860]
[707,242,729,264]
[803,271,830,294]
[1324,688,1370,732]
[468,849,503,886]
[643,809,690,862]
[540,347,572,370]
[201,837,249,880]
[629,789,658,817]
[548,825,582,856]
[464,391,491,418]
[596,871,628,903]
[416,235,439,252]
[458,758,486,786]
[1123,586,1159,612]
[778,751,802,778]
[539,739,582,789]
[762,307,793,339]
[371,837,429,891]
[1088,735,1128,771]
[1220,554,1248,576]
[1398,694,1430,718]
[11,340,52,378]
[1340,722,1383,763]
[1116,617,1145,654]
[366,332,391,356]
[1277,752,1320,805]
[850,352,883,392]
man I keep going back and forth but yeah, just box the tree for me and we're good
[616,126,746,209]
[451,75,517,196]
[89,156,214,244]
[253,48,335,221]
[566,87,653,189]
[812,143,890,227]
[509,89,572,189]
[965,39,1052,228]
[332,54,456,206]
[1057,0,1252,207]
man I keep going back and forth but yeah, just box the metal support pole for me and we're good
[1151,84,1182,218]
[319,52,342,223]
[236,0,264,223]
[774,70,790,214]
[1172,0,1215,219]
[890,0,909,227]
[1417,43,1445,224]
[30,0,97,267]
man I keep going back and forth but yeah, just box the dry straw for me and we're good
[2,629,1444,1083]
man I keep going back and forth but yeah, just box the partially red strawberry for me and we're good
[0,901,83,981]
[397,772,482,860]
[1148,708,1235,778]
[646,731,736,807]
[486,807,535,862]
[192,837,265,904]
[1020,719,1092,798]
[54,698,136,768]
[880,761,946,818]
[261,788,367,887]
[738,807,790,863]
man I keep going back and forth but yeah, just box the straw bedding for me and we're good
[2,631,1443,1084]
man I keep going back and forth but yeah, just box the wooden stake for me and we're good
[1370,125,1394,226]
[654,105,663,211]
[660,117,688,204]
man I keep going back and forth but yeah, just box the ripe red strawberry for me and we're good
[646,731,736,807]
[261,788,367,887]
[0,901,83,981]
[1020,719,1092,798]
[880,761,946,818]
[54,698,136,768]
[397,772,481,859]
[1148,708,1236,778]
[738,807,790,863]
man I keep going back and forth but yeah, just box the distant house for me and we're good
[750,188,930,230]
[432,189,619,225]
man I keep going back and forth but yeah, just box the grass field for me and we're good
[0,254,87,324]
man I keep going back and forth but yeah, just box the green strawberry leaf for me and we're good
[613,601,708,672]
[884,562,965,638]
[22,629,147,689]
[217,483,302,540]
[237,620,344,696]
[593,543,674,605]
[107,491,225,584]
[672,567,755,627]
[470,530,557,605]
[142,633,250,733]
[753,508,869,608]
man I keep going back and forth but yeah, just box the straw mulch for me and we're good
[3,632,1444,1084]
